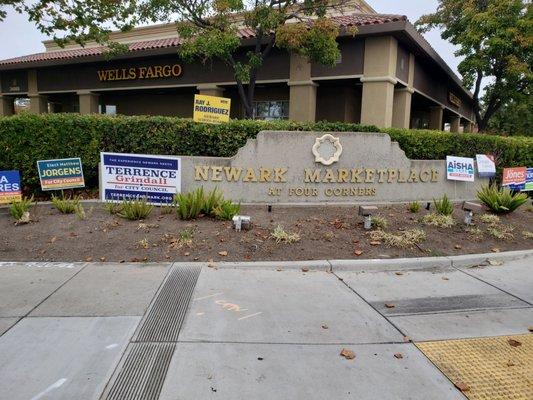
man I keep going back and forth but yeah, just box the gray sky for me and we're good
[0,1,461,77]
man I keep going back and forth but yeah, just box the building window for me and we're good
[252,100,289,120]
[99,104,117,115]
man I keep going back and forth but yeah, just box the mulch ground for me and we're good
[1,202,532,263]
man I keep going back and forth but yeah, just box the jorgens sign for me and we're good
[37,158,85,191]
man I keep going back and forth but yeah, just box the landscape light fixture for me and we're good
[462,201,483,225]
[232,215,252,232]
[359,205,378,230]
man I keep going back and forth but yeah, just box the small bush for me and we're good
[433,194,454,216]
[118,198,153,220]
[480,214,500,225]
[213,200,240,221]
[271,225,301,244]
[104,202,122,215]
[159,205,175,215]
[477,184,528,214]
[75,203,86,220]
[203,188,223,216]
[179,228,194,246]
[371,216,388,229]
[9,196,34,222]
[370,229,426,248]
[487,224,515,240]
[422,213,455,228]
[522,231,533,239]
[51,194,80,214]
[408,201,421,213]
[174,188,204,220]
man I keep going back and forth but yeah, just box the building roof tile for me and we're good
[0,13,406,66]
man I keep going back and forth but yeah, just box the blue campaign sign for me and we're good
[0,170,22,204]
[37,157,85,190]
[100,152,181,205]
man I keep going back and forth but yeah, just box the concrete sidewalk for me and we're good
[0,251,531,400]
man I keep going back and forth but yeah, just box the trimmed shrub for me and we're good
[1,114,532,196]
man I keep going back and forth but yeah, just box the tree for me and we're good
[2,0,354,119]
[416,0,532,132]
[488,93,532,136]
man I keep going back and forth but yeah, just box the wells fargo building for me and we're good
[0,1,475,132]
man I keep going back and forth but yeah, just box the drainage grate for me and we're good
[134,265,201,342]
[103,343,175,400]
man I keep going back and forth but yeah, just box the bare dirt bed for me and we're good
[1,202,532,263]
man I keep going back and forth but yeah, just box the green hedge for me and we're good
[0,113,532,195]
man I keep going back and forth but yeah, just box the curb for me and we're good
[1,249,531,271]
[449,249,533,269]
[172,250,533,271]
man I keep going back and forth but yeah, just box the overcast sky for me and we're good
[0,1,461,77]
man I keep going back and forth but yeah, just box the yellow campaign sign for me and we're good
[193,94,231,124]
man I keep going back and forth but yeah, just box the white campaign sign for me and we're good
[100,152,181,205]
[446,156,475,182]
[475,154,496,178]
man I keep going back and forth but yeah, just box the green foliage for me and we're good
[371,216,388,229]
[213,200,240,221]
[271,225,300,244]
[370,229,426,248]
[487,224,515,240]
[408,201,421,213]
[51,194,80,214]
[202,187,223,216]
[488,94,533,137]
[422,213,455,228]
[477,184,528,214]
[9,196,34,221]
[174,188,205,220]
[1,114,532,196]
[117,198,153,220]
[433,194,454,216]
[104,202,123,215]
[416,0,532,130]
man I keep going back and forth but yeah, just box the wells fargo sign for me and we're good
[97,64,182,82]
[176,131,489,203]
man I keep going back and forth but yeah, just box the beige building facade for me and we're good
[0,2,475,132]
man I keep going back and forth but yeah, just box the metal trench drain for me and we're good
[101,265,201,400]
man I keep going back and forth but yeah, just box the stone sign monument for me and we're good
[175,131,487,204]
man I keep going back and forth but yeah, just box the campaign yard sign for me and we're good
[193,94,231,124]
[37,158,85,191]
[502,167,527,191]
[0,170,22,204]
[446,156,475,182]
[475,154,496,178]
[526,168,533,191]
[100,152,181,205]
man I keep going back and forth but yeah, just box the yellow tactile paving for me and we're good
[416,334,533,400]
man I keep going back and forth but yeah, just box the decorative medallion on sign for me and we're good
[312,134,343,166]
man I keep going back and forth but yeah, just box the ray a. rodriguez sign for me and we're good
[170,131,489,203]
[97,64,182,82]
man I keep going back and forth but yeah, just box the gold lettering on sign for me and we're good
[97,64,182,82]
[193,166,442,186]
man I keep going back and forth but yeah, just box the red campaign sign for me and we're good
[502,167,527,186]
